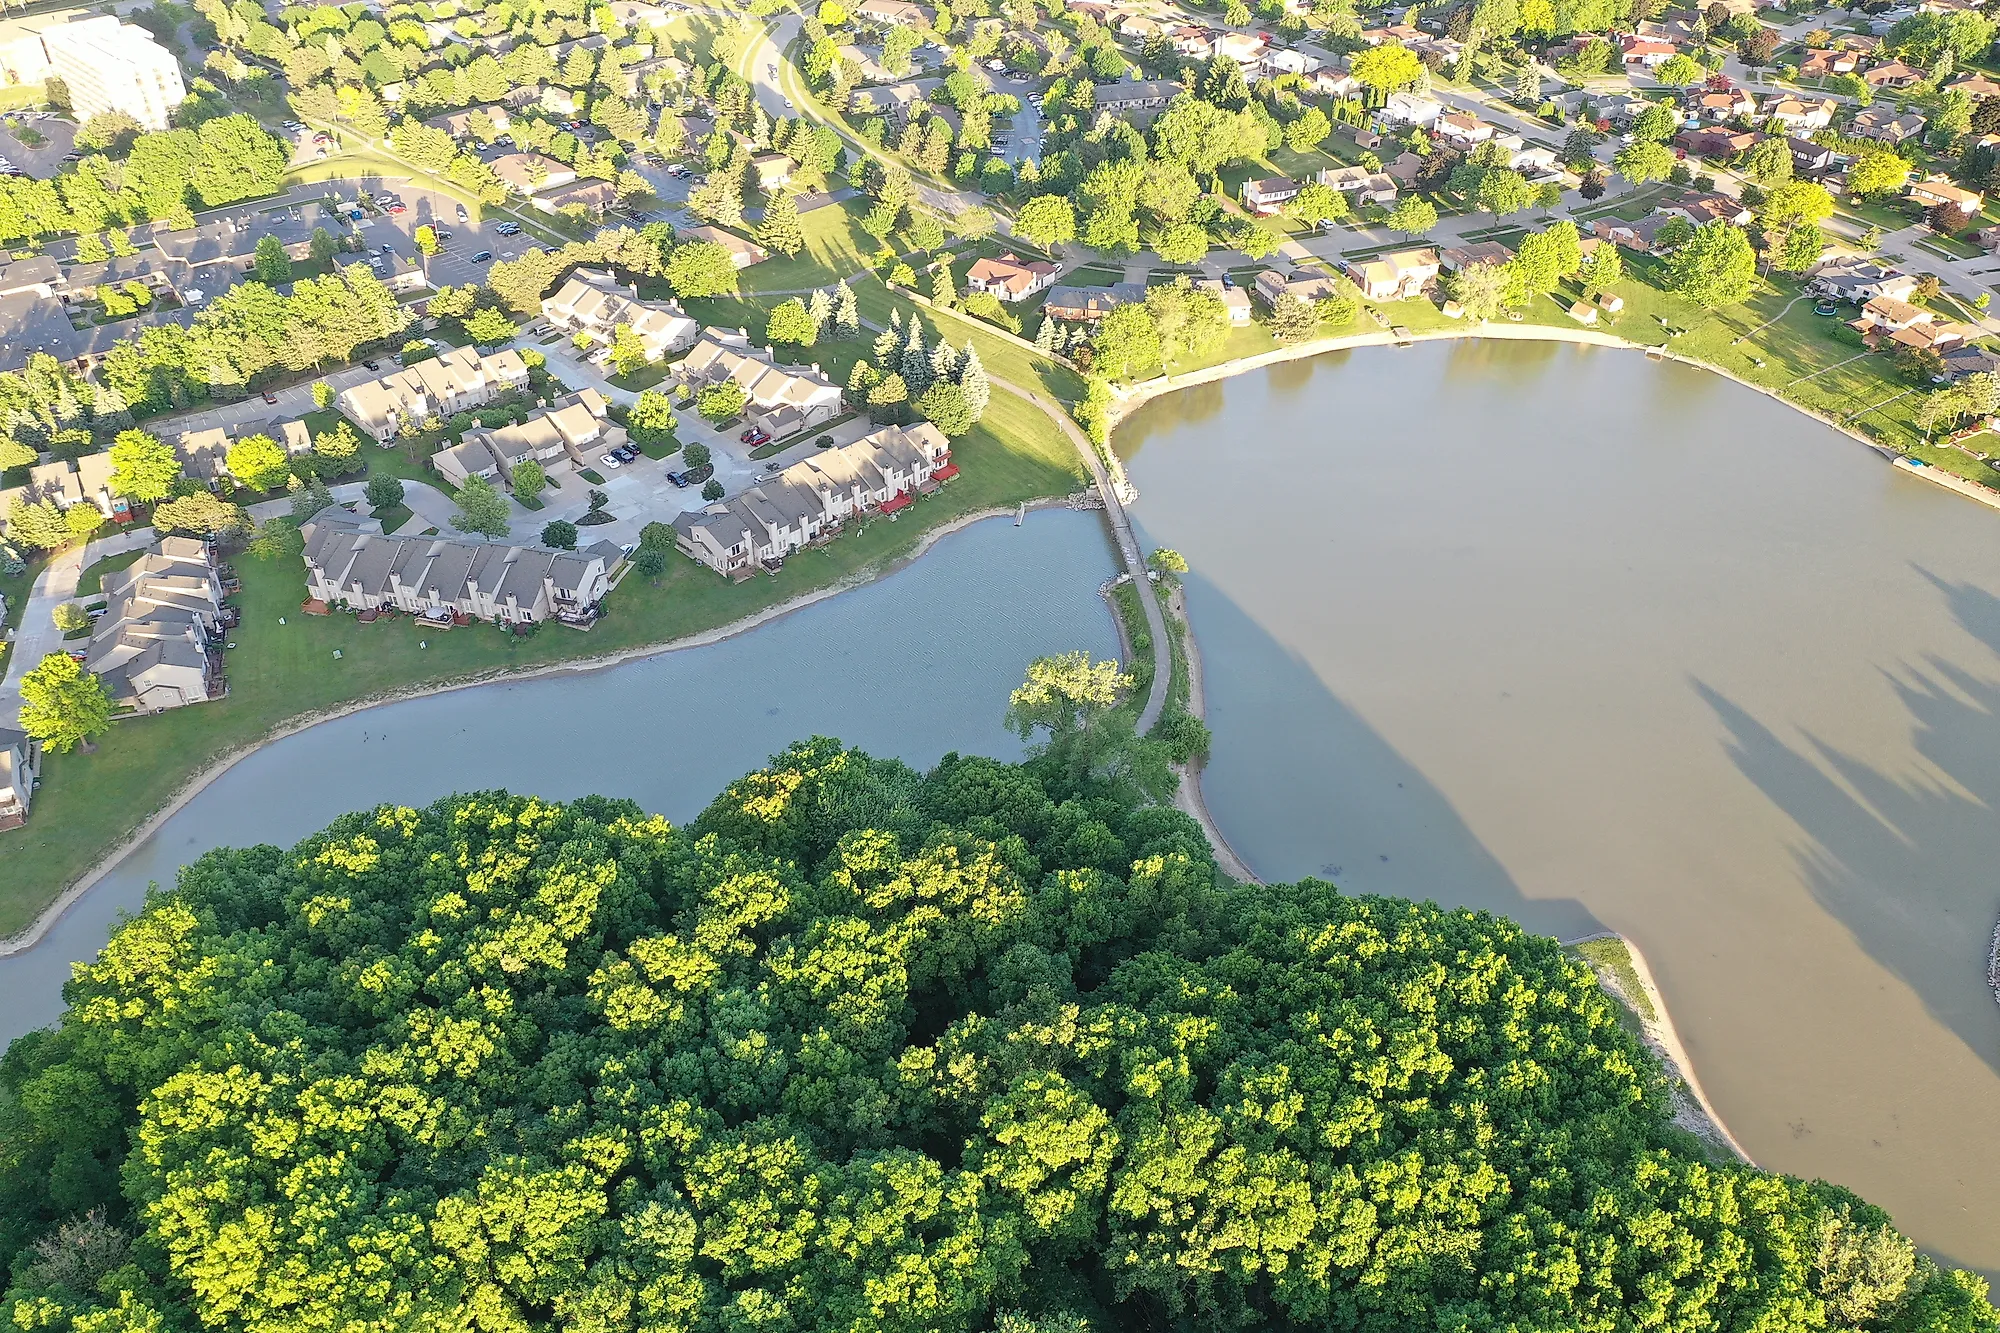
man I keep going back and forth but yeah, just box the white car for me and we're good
[599,453,623,469]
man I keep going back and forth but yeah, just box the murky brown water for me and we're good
[1120,339,2000,1277]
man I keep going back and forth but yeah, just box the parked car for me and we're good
[666,470,690,487]
[744,429,771,446]
[599,453,623,469]
[456,204,469,223]
[362,359,380,370]
[262,389,279,404]
[472,250,493,262]
[739,427,762,442]
[614,445,639,462]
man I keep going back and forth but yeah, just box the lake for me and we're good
[11,336,2000,1278]
[0,509,1121,1038]
[1118,337,2000,1277]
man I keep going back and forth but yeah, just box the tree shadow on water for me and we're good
[1692,568,2000,1079]
[1183,571,1603,943]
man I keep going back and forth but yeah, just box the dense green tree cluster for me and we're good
[2,732,1993,1333]
[0,115,286,243]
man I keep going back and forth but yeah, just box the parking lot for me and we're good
[0,112,77,179]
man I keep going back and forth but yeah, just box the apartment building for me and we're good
[675,331,843,440]
[541,269,700,361]
[301,515,614,627]
[672,422,954,576]
[86,537,227,712]
[40,17,185,131]
[336,346,531,441]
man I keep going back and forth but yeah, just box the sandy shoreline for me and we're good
[1565,930,1757,1166]
[0,499,1070,959]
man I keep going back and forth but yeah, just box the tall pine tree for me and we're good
[899,320,932,396]
[756,190,806,258]
[833,280,860,340]
[958,343,989,422]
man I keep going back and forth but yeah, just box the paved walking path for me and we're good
[983,370,1172,735]
[0,527,162,718]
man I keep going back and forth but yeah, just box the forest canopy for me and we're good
[1,740,1992,1333]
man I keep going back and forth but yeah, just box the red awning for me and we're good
[880,491,913,514]
[932,464,959,481]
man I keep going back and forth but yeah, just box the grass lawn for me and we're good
[0,380,1088,934]
[737,196,911,294]
[370,502,414,531]
[609,362,673,391]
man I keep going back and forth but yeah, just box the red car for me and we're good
[739,427,762,442]
[262,389,279,404]
[744,429,771,446]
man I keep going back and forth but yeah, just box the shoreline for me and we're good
[0,499,1069,960]
[1565,930,1757,1167]
[1107,323,1912,464]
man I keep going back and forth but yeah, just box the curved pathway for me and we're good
[982,371,1172,734]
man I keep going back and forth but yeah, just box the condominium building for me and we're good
[540,269,699,363]
[335,346,530,442]
[300,515,614,627]
[39,18,185,131]
[675,330,843,440]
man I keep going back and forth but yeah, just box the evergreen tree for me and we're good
[833,279,860,340]
[873,308,902,361]
[929,340,961,383]
[958,343,990,421]
[846,359,882,406]
[1035,316,1058,353]
[806,287,834,334]
[756,189,806,257]
[931,263,955,308]
[900,320,932,396]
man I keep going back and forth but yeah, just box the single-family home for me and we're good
[489,152,579,195]
[1948,72,2000,99]
[541,269,699,361]
[1440,240,1515,272]
[676,330,844,438]
[1661,191,1754,226]
[1850,106,1928,144]
[965,253,1061,302]
[336,347,531,442]
[1212,31,1266,64]
[1789,136,1838,173]
[673,422,952,576]
[1240,176,1302,213]
[1909,179,1984,213]
[854,0,933,24]
[1677,127,1765,158]
[679,226,770,269]
[1256,47,1319,79]
[1196,278,1252,325]
[749,153,793,191]
[1319,164,1399,206]
[1808,256,1917,303]
[1621,34,1678,68]
[1252,268,1348,308]
[1591,214,1675,252]
[1763,96,1836,133]
[1312,65,1361,98]
[0,727,37,832]
[1435,110,1496,148]
[85,537,226,713]
[1942,344,2000,379]
[1861,59,1924,89]
[1341,248,1439,301]
[1687,87,1757,121]
[302,515,612,627]
[1043,282,1148,321]
[1800,48,1860,77]
[1376,90,1443,129]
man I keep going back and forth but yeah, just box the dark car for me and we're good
[665,470,690,487]
[261,389,279,404]
[472,250,492,262]
[615,446,640,462]
[362,359,380,370]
